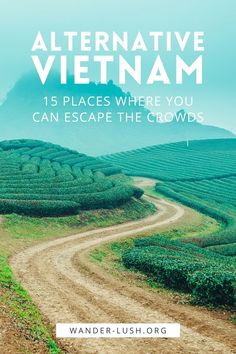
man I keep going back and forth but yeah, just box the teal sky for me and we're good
[0,0,235,133]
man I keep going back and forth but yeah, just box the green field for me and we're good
[0,139,143,216]
[123,236,236,306]
[102,139,236,181]
[102,139,236,306]
[102,138,236,255]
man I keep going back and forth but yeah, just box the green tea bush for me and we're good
[0,199,79,216]
[103,139,236,258]
[122,236,236,307]
[0,139,141,216]
[208,243,236,256]
[102,139,236,181]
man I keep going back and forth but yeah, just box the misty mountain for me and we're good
[0,72,234,156]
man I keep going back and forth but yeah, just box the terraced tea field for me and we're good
[102,139,236,248]
[103,139,236,306]
[123,235,236,306]
[165,177,236,207]
[102,139,236,181]
[0,139,142,216]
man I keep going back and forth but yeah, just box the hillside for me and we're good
[0,72,234,155]
[102,139,236,181]
[0,139,142,216]
[104,139,236,306]
[102,139,236,256]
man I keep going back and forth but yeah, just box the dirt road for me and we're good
[10,179,235,354]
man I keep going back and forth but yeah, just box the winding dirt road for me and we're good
[10,179,236,354]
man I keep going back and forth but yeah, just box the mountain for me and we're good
[0,72,234,156]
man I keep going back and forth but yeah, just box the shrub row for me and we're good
[208,243,236,257]
[102,140,236,182]
[0,185,139,214]
[156,185,236,248]
[122,237,236,306]
[0,199,79,216]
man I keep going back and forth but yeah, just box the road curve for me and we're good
[10,179,235,354]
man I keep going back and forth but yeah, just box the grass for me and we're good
[231,316,236,325]
[0,256,61,353]
[0,197,156,352]
[89,249,107,262]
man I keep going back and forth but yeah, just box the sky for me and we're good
[0,0,235,133]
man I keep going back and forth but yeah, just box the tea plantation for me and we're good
[103,139,236,306]
[123,236,236,306]
[102,138,236,255]
[102,139,236,181]
[0,139,142,216]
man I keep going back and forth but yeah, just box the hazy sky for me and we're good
[0,0,235,132]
